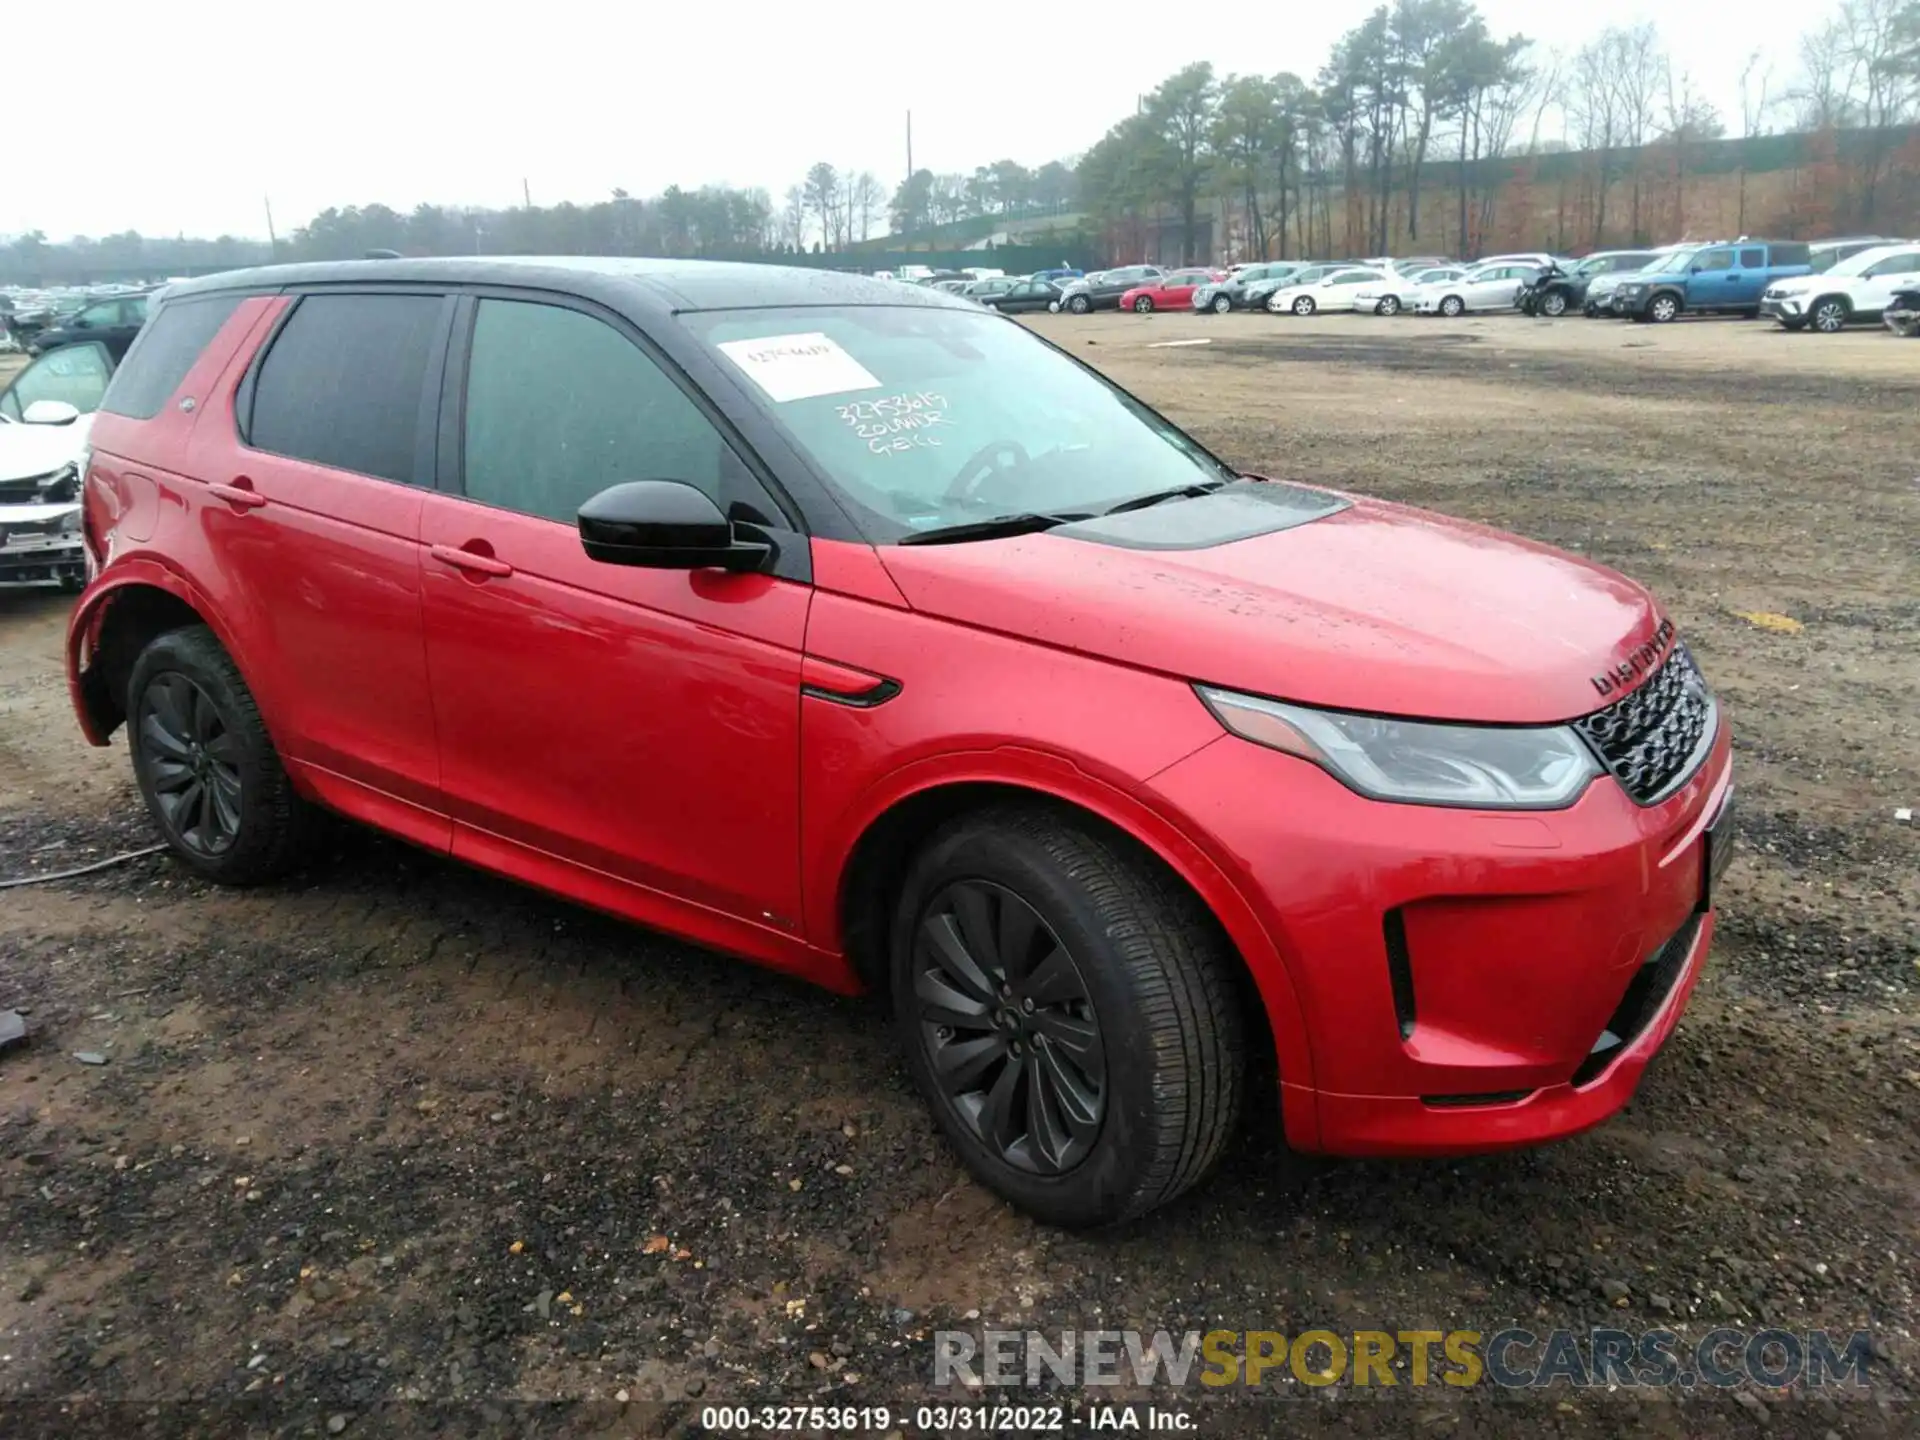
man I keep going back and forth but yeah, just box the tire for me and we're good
[1540,290,1569,317]
[1211,294,1232,314]
[1648,293,1680,324]
[126,624,313,885]
[890,807,1245,1228]
[1809,297,1849,334]
[1377,295,1401,316]
[1292,295,1316,316]
[1132,295,1154,313]
[1067,294,1090,315]
[1438,295,1464,318]
[1777,316,1807,331]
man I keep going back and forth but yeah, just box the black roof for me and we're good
[162,256,973,316]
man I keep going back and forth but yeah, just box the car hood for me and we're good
[877,488,1665,725]
[0,414,93,484]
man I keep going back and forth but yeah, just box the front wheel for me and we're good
[1067,294,1091,315]
[127,625,314,884]
[1809,298,1849,333]
[1540,290,1569,317]
[1292,296,1316,316]
[890,808,1245,1228]
[1132,295,1155,313]
[1211,294,1232,314]
[1648,294,1680,323]
[1438,295,1464,318]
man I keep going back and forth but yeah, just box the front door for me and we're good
[418,293,810,931]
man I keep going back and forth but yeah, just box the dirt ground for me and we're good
[0,312,1915,1439]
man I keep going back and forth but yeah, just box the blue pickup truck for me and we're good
[1611,240,1813,322]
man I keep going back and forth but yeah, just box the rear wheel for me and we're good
[1377,295,1401,316]
[1132,295,1155,313]
[1809,297,1849,333]
[890,808,1245,1227]
[1292,295,1316,316]
[1438,295,1464,318]
[127,625,313,885]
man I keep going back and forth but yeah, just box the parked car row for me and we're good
[1039,234,1918,336]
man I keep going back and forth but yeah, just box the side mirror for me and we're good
[577,481,771,573]
[22,399,82,425]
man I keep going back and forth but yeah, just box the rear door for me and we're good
[187,289,453,849]
[417,291,811,931]
[1854,249,1920,314]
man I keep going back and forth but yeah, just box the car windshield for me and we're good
[1645,249,1697,274]
[684,305,1234,543]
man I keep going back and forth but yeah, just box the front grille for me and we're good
[1571,916,1700,1087]
[1574,645,1715,804]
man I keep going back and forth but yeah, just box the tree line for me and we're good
[1075,0,1919,263]
[3,0,1915,285]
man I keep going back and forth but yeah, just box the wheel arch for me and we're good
[68,563,240,744]
[826,764,1316,1132]
[1809,292,1853,321]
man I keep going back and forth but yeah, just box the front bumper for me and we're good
[1760,295,1805,322]
[1147,715,1733,1156]
[0,503,85,585]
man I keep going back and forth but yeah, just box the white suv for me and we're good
[1761,243,1920,332]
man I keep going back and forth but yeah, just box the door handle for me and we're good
[430,543,514,578]
[209,478,267,509]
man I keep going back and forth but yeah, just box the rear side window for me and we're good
[1771,243,1810,267]
[248,294,442,484]
[101,295,244,420]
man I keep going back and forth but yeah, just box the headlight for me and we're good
[1196,687,1601,809]
[59,507,83,533]
[37,461,79,504]
[1620,284,1645,296]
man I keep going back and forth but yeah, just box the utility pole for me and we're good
[263,196,278,254]
[523,177,532,209]
[906,110,914,244]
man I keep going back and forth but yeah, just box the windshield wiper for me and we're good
[1099,478,1234,517]
[896,512,1088,545]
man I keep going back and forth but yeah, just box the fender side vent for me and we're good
[1383,908,1416,1041]
[1421,1090,1534,1108]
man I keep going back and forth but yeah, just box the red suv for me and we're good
[68,259,1733,1227]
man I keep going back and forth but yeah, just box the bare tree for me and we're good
[1612,25,1666,241]
[1737,50,1774,232]
[802,163,841,251]
[1567,34,1625,242]
[779,186,807,251]
[1790,17,1865,128]
[849,172,884,243]
[1841,0,1920,221]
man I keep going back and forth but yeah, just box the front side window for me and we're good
[0,341,114,421]
[462,299,740,525]
[76,302,122,328]
[1740,248,1765,268]
[687,305,1233,543]
[248,293,443,484]
[1696,250,1735,272]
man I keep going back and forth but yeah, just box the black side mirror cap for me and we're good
[578,481,772,572]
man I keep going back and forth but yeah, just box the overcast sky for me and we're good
[17,0,1809,240]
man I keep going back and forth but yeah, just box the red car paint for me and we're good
[1117,270,1225,312]
[70,281,1729,1161]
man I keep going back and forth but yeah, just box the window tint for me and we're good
[101,294,243,420]
[1740,248,1765,268]
[1868,253,1919,276]
[1771,242,1810,267]
[1,342,114,421]
[1697,250,1734,272]
[249,294,441,484]
[461,299,737,524]
[76,302,122,327]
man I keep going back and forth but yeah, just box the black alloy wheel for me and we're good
[137,671,243,857]
[911,879,1104,1175]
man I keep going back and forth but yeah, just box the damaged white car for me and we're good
[0,341,112,590]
